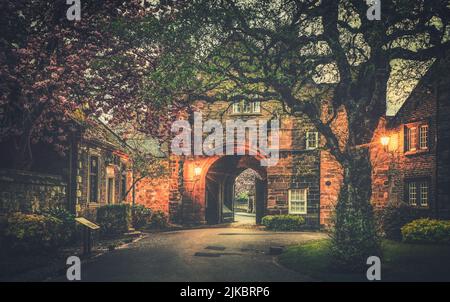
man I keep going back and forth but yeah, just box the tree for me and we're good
[106,0,449,270]
[0,0,172,169]
[121,131,168,203]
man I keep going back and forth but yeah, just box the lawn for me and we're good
[278,239,450,282]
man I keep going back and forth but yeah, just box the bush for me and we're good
[97,204,131,236]
[148,210,168,229]
[40,207,77,244]
[131,205,152,229]
[376,202,425,240]
[3,212,64,253]
[401,219,450,244]
[236,192,249,203]
[261,215,305,231]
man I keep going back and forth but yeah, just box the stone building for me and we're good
[72,118,132,220]
[130,59,450,228]
[0,117,132,218]
[3,61,448,228]
[369,59,450,219]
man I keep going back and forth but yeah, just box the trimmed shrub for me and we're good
[261,215,305,231]
[4,212,64,253]
[236,192,249,203]
[97,204,131,236]
[401,218,450,244]
[148,210,168,229]
[375,202,425,240]
[131,205,152,230]
[40,207,77,244]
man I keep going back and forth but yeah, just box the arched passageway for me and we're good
[204,155,267,224]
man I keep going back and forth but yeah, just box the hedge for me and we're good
[375,202,425,240]
[148,210,168,229]
[97,204,131,236]
[401,218,450,244]
[131,205,152,230]
[3,212,67,253]
[262,215,305,231]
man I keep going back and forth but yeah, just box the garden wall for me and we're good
[0,169,66,214]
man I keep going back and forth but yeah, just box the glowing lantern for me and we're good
[380,136,390,147]
[194,165,202,177]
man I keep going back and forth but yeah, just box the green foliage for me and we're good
[375,202,425,240]
[148,210,168,229]
[401,219,450,244]
[236,192,249,203]
[261,215,305,231]
[131,205,152,230]
[3,213,65,253]
[330,172,381,272]
[97,204,131,236]
[40,207,77,244]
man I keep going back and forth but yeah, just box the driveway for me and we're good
[56,227,327,282]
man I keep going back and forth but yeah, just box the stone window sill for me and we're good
[404,149,429,157]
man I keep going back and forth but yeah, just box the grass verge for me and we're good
[278,239,450,281]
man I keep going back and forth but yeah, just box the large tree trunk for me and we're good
[331,148,381,272]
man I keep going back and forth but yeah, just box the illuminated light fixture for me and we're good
[194,165,202,177]
[380,136,390,147]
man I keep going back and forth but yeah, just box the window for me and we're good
[288,189,307,214]
[406,179,429,207]
[420,182,429,207]
[419,125,428,150]
[231,100,261,114]
[243,101,251,113]
[232,102,241,114]
[306,131,319,150]
[406,126,417,152]
[408,182,417,206]
[107,177,114,204]
[121,173,127,201]
[405,122,429,153]
[89,156,99,203]
[252,101,261,113]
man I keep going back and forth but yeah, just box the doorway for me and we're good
[205,156,267,225]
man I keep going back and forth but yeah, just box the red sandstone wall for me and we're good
[125,160,171,216]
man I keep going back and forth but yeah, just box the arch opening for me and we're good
[204,155,267,225]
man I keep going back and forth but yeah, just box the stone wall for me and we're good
[0,169,66,214]
[132,168,170,215]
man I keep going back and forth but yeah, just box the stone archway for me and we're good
[204,155,267,224]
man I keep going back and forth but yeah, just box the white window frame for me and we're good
[288,189,307,214]
[420,182,428,207]
[252,101,261,113]
[408,182,417,206]
[306,131,319,150]
[406,126,417,152]
[419,125,428,150]
[232,102,241,114]
[243,100,252,113]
